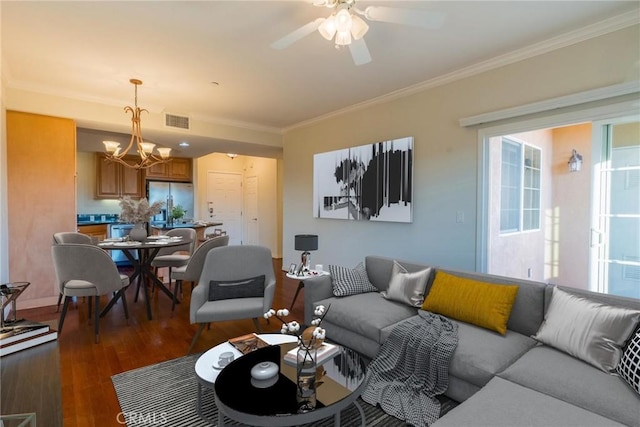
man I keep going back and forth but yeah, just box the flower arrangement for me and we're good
[264,305,329,350]
[118,196,164,224]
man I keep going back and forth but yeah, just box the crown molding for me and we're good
[284,9,640,132]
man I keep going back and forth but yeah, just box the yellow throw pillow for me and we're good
[422,271,519,335]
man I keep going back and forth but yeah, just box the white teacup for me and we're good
[218,351,234,367]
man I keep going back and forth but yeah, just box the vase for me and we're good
[296,344,317,413]
[129,223,147,241]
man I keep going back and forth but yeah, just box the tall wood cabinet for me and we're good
[95,153,145,199]
[7,111,76,309]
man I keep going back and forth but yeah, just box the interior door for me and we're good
[591,119,640,298]
[245,176,259,245]
[207,172,243,245]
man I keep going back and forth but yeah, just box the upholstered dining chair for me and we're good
[51,243,129,343]
[187,245,276,354]
[52,232,94,311]
[150,228,197,291]
[169,234,229,312]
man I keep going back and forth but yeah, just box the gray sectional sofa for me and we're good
[303,255,640,426]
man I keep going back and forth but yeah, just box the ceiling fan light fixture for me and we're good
[335,8,352,33]
[318,16,337,40]
[350,14,369,40]
[335,30,352,46]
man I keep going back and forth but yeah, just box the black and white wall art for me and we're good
[313,136,413,222]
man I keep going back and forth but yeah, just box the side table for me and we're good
[285,270,330,310]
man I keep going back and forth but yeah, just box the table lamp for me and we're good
[294,234,318,273]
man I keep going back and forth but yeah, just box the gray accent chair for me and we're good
[51,243,129,343]
[52,232,94,311]
[169,234,230,311]
[187,245,276,354]
[150,228,197,294]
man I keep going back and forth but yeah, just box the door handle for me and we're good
[590,228,602,247]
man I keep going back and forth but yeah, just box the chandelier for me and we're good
[103,79,171,169]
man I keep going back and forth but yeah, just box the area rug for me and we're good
[112,353,458,426]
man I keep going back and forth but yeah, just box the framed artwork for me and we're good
[313,136,413,222]
[288,263,297,274]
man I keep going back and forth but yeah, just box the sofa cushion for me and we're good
[316,292,417,344]
[381,261,432,307]
[447,321,537,389]
[617,327,640,395]
[329,262,378,297]
[365,255,436,292]
[499,345,640,427]
[422,271,519,335]
[433,377,626,427]
[533,287,640,372]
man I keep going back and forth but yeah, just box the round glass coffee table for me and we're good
[195,333,367,426]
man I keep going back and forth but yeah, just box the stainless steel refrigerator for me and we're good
[147,181,195,223]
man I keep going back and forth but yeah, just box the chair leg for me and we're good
[171,280,181,312]
[56,293,63,312]
[252,317,262,333]
[88,296,93,325]
[94,296,100,344]
[187,324,206,355]
[121,290,129,322]
[58,296,71,334]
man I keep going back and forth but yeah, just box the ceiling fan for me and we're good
[270,0,446,66]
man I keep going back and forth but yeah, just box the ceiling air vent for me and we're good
[164,113,190,130]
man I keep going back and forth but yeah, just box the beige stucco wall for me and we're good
[488,130,553,281]
[282,25,640,270]
[550,124,592,289]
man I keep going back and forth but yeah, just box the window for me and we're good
[500,138,541,233]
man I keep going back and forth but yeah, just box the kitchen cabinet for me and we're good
[77,224,108,241]
[145,157,192,182]
[95,153,145,199]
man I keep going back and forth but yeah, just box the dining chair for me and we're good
[187,245,276,354]
[52,232,94,311]
[169,235,229,311]
[150,228,197,291]
[51,243,129,343]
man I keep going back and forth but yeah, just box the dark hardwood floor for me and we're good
[4,258,302,427]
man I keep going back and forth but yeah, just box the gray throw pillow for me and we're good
[381,261,432,307]
[617,328,640,395]
[532,287,640,372]
[329,262,378,297]
[208,275,265,301]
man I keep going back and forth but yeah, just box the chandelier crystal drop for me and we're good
[102,79,171,169]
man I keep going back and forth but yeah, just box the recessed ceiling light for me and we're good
[179,142,190,147]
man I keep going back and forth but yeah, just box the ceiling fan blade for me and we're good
[363,6,446,29]
[270,18,325,50]
[349,38,372,66]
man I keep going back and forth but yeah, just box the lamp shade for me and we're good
[295,234,318,251]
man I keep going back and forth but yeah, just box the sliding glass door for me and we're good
[591,119,640,298]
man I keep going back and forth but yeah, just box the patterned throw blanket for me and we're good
[361,310,459,427]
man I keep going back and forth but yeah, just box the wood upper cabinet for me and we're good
[95,154,145,199]
[145,157,192,182]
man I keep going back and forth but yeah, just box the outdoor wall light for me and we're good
[568,149,583,172]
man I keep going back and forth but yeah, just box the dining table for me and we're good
[97,236,192,320]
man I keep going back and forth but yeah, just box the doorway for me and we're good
[206,172,243,246]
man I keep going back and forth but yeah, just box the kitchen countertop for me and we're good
[150,221,223,230]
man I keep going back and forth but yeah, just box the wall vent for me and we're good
[164,113,190,130]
